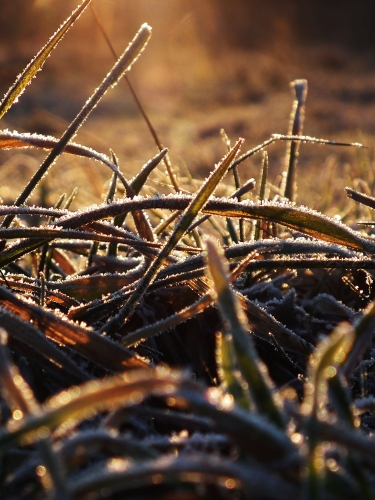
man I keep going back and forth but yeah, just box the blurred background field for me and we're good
[1,0,375,216]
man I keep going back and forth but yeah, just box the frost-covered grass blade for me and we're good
[0,0,92,120]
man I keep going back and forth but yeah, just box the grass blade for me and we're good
[0,329,39,416]
[101,139,244,336]
[0,286,148,372]
[39,195,375,253]
[90,4,180,192]
[346,187,375,210]
[254,150,269,240]
[130,148,169,194]
[230,134,362,171]
[0,309,90,384]
[205,238,285,428]
[216,331,252,410]
[2,23,152,228]
[0,0,92,120]
[283,79,308,201]
[0,129,133,188]
[343,301,375,377]
[68,455,298,500]
[0,368,183,451]
[302,323,354,500]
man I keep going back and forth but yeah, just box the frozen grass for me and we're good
[2,3,375,500]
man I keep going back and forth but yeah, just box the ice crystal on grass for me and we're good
[1,4,375,499]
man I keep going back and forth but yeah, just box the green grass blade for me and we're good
[343,301,375,377]
[0,0,92,120]
[216,331,252,410]
[205,238,285,429]
[304,322,354,417]
[178,385,294,462]
[101,139,244,336]
[302,323,354,500]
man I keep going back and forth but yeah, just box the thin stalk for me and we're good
[2,23,152,228]
[90,4,180,192]
[283,79,308,202]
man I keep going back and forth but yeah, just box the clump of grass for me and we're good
[1,2,375,500]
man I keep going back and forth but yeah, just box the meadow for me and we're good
[1,1,375,499]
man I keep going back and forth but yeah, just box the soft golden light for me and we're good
[152,474,162,484]
[36,465,46,477]
[12,409,23,420]
[225,478,237,489]
[291,432,303,444]
[314,458,325,470]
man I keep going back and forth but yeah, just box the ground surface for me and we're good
[1,41,375,224]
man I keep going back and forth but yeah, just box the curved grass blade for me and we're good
[56,272,144,302]
[0,130,135,199]
[0,368,183,451]
[101,139,244,336]
[2,23,152,229]
[0,226,159,269]
[60,429,159,467]
[0,308,90,384]
[68,455,298,500]
[0,0,92,120]
[204,199,375,253]
[0,286,148,372]
[42,196,375,253]
[205,239,285,429]
[303,322,354,417]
